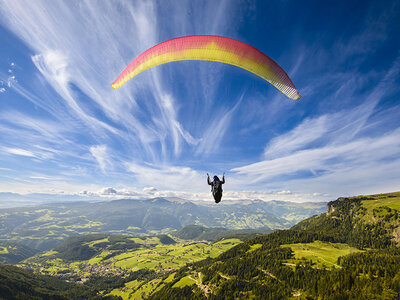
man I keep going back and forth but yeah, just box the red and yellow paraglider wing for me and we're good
[111,35,300,100]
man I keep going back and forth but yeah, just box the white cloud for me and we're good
[0,72,18,91]
[277,190,292,195]
[43,186,328,203]
[1,110,67,139]
[32,51,119,136]
[3,147,36,157]
[90,145,112,173]
[143,187,157,193]
[195,91,244,156]
[264,116,328,159]
[101,187,117,195]
[234,124,400,196]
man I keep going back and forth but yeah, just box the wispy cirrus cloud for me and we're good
[90,145,112,173]
[2,147,36,157]
[195,90,244,156]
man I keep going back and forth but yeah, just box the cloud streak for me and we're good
[90,145,112,173]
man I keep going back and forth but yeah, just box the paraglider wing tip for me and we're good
[290,92,301,100]
[111,83,118,89]
[294,94,301,100]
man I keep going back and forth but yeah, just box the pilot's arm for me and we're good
[207,173,212,185]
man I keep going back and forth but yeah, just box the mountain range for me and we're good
[0,197,325,251]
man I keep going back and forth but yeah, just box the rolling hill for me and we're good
[0,242,39,264]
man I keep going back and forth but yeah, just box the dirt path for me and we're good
[257,267,282,283]
[218,273,231,280]
[189,272,211,297]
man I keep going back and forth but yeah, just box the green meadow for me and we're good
[112,238,241,272]
[281,240,362,269]
[360,192,400,212]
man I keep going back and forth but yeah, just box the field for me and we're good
[359,192,400,212]
[281,241,362,269]
[112,238,240,272]
[106,239,241,299]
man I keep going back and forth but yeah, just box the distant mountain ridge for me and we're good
[0,197,326,251]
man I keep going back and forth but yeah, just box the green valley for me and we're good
[20,233,241,298]
[1,192,399,299]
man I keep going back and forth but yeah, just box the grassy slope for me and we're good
[113,239,237,271]
[360,192,400,211]
[281,240,362,269]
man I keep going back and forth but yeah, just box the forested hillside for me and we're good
[293,192,400,248]
[172,225,272,241]
[0,265,118,299]
[0,242,38,264]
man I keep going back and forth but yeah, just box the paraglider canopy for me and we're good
[112,35,301,100]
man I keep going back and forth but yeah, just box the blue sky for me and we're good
[0,0,399,203]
